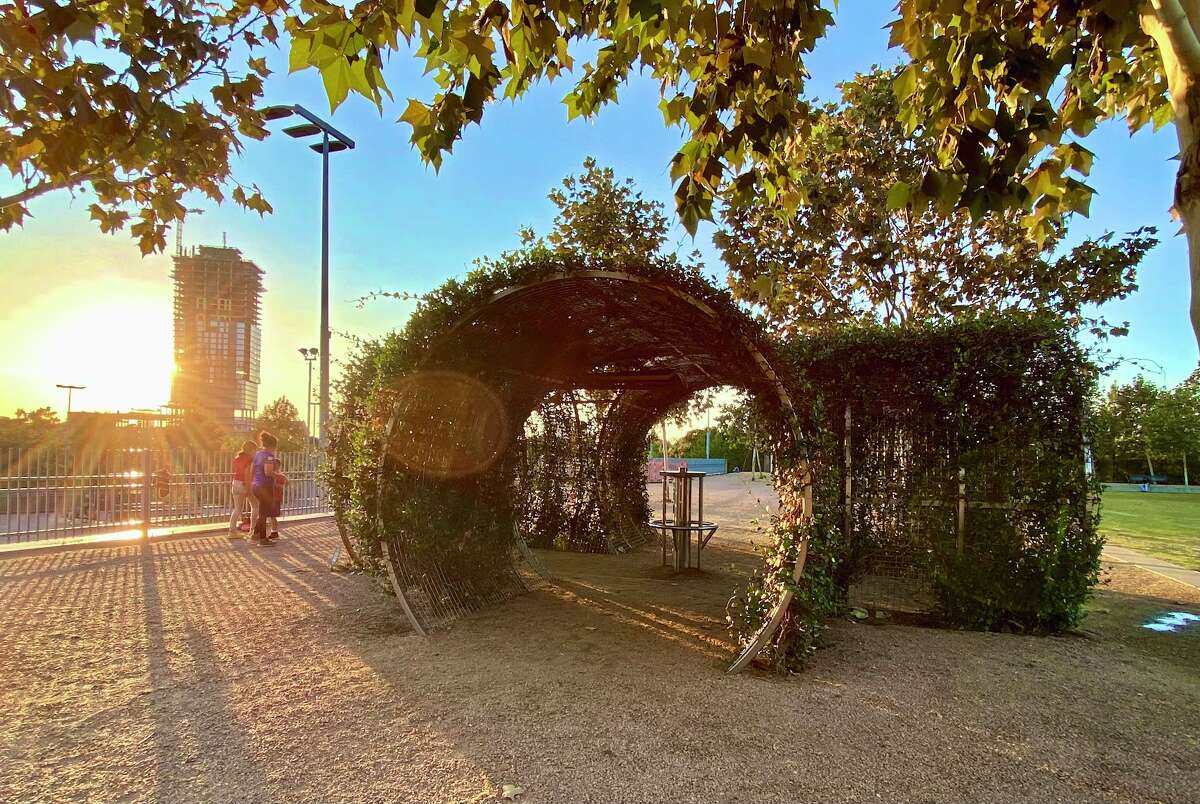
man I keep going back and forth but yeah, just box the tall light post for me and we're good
[262,104,355,447]
[298,347,318,437]
[55,383,85,418]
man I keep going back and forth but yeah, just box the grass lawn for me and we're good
[1100,490,1200,570]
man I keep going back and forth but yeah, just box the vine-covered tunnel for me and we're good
[365,263,813,653]
[329,256,1096,673]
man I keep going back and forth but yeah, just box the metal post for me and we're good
[141,448,152,541]
[843,404,852,544]
[56,383,85,418]
[263,104,353,447]
[705,407,711,459]
[956,466,966,554]
[305,355,314,436]
[319,131,331,448]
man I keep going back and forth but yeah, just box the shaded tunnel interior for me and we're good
[375,270,804,631]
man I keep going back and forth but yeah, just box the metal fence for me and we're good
[0,447,329,545]
[644,457,728,483]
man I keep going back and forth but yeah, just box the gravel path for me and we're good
[1,476,1197,803]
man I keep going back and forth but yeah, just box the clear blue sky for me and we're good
[2,3,1195,418]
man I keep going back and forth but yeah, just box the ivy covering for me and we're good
[728,317,1101,669]
[328,253,1098,671]
[325,252,811,633]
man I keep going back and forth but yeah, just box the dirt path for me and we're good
[1,482,1198,803]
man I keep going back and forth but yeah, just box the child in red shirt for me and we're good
[268,470,287,540]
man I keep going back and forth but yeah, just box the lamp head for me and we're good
[260,105,296,121]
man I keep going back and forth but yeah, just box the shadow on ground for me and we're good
[1,484,1198,802]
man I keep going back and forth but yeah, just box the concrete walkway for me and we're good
[1103,544,1200,590]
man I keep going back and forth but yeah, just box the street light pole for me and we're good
[55,383,85,418]
[320,130,331,448]
[298,347,318,437]
[261,104,355,448]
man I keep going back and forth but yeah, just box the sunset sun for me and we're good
[36,291,175,414]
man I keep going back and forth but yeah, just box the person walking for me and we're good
[250,431,279,547]
[228,440,256,539]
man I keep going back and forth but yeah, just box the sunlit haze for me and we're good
[2,3,1197,421]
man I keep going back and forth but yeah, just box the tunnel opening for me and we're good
[370,266,813,644]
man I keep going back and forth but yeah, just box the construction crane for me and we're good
[175,208,205,256]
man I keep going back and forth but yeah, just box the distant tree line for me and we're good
[1091,372,1200,485]
[0,396,310,456]
[655,392,772,472]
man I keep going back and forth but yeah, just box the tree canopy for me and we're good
[891,1,1200,347]
[0,0,275,253]
[716,68,1157,336]
[0,407,61,450]
[254,395,308,451]
[1092,371,1200,482]
[5,0,1199,344]
[545,156,668,262]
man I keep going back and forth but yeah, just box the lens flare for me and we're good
[385,371,509,479]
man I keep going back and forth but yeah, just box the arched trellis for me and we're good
[367,263,815,670]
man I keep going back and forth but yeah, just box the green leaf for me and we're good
[893,65,918,101]
[322,58,352,110]
[289,35,312,74]
[414,0,438,21]
[885,180,911,210]
[64,12,98,43]
[399,98,430,127]
[743,44,771,69]
[1152,101,1174,131]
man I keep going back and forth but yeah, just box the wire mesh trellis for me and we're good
[0,446,328,544]
[356,263,809,640]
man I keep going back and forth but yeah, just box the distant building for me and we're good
[169,245,263,431]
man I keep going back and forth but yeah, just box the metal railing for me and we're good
[0,447,329,545]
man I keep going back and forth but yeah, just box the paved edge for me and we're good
[1103,544,1200,591]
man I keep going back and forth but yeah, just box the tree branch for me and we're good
[0,178,65,210]
[1150,0,1200,76]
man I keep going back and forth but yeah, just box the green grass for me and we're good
[1099,491,1200,571]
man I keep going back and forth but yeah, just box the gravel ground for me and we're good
[1,474,1197,803]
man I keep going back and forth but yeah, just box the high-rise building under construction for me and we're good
[169,245,263,430]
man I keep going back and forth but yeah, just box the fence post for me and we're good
[843,404,852,545]
[956,466,966,554]
[141,448,152,541]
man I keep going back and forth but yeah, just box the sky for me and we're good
[2,3,1197,422]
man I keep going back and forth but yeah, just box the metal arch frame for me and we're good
[373,268,813,670]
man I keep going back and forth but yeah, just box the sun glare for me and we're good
[36,290,175,413]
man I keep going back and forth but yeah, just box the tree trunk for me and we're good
[1185,452,1190,485]
[1143,5,1200,351]
[1146,450,1156,478]
[1180,197,1200,352]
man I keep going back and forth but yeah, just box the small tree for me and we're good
[0,407,62,450]
[1108,377,1165,478]
[253,397,308,452]
[1147,375,1200,484]
[546,157,669,263]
